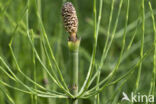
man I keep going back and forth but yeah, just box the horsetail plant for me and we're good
[62,2,80,104]
[0,0,156,104]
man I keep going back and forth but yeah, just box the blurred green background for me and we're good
[0,0,156,104]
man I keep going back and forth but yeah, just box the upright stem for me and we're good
[68,40,80,104]
[72,51,78,104]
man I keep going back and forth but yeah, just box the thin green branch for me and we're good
[0,80,32,94]
[135,0,145,92]
[0,80,68,98]
[27,32,74,98]
[0,85,15,104]
[0,66,16,81]
[88,0,124,89]
[78,0,103,97]
[148,2,156,103]
[36,12,69,91]
[102,0,115,59]
[0,57,35,94]
[25,0,72,98]
[82,46,154,98]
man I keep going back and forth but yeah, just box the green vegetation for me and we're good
[0,0,156,104]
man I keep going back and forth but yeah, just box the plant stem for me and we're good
[94,70,100,104]
[72,51,78,104]
[148,2,156,104]
[68,40,80,104]
[135,0,144,92]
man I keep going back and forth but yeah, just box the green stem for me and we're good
[72,51,78,104]
[148,2,156,104]
[135,0,144,92]
[94,70,100,104]
[68,40,80,104]
[32,30,37,104]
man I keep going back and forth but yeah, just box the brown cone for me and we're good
[62,2,78,41]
